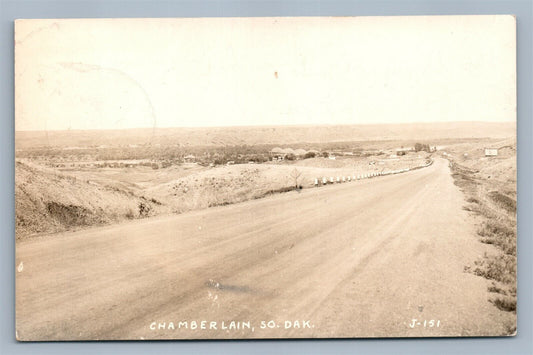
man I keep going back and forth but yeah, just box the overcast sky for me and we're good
[15,16,515,131]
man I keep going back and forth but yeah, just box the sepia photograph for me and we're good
[14,16,516,340]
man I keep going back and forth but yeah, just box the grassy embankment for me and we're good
[15,160,163,239]
[447,143,516,315]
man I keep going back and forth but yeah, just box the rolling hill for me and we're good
[16,121,515,149]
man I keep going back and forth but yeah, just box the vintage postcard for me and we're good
[15,16,516,340]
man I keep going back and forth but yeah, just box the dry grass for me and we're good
[490,297,517,313]
[487,282,508,295]
[472,253,516,284]
[488,191,516,214]
[144,156,430,214]
[448,145,516,315]
[477,220,516,256]
[15,160,162,239]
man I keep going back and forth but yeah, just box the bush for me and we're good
[138,202,151,217]
[477,220,516,256]
[414,143,431,152]
[249,154,268,163]
[46,202,92,227]
[488,191,517,214]
[125,208,135,219]
[304,152,316,159]
[473,253,516,284]
[490,297,516,312]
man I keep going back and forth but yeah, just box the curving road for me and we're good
[16,158,513,340]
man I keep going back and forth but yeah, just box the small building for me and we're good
[484,148,498,157]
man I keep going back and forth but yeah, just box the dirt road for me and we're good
[15,158,514,340]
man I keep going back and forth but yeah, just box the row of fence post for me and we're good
[314,167,412,187]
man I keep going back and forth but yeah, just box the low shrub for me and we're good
[477,220,516,256]
[125,208,135,219]
[487,282,507,295]
[490,297,516,313]
[138,202,152,217]
[488,191,516,214]
[473,253,516,284]
[466,197,479,204]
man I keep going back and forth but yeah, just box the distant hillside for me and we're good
[16,121,515,149]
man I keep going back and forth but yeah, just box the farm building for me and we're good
[484,148,498,157]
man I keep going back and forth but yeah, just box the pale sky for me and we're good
[15,16,516,131]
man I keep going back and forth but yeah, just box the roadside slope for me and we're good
[15,160,159,238]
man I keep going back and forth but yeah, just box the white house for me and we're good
[484,148,498,157]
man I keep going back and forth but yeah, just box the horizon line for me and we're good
[15,120,516,133]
